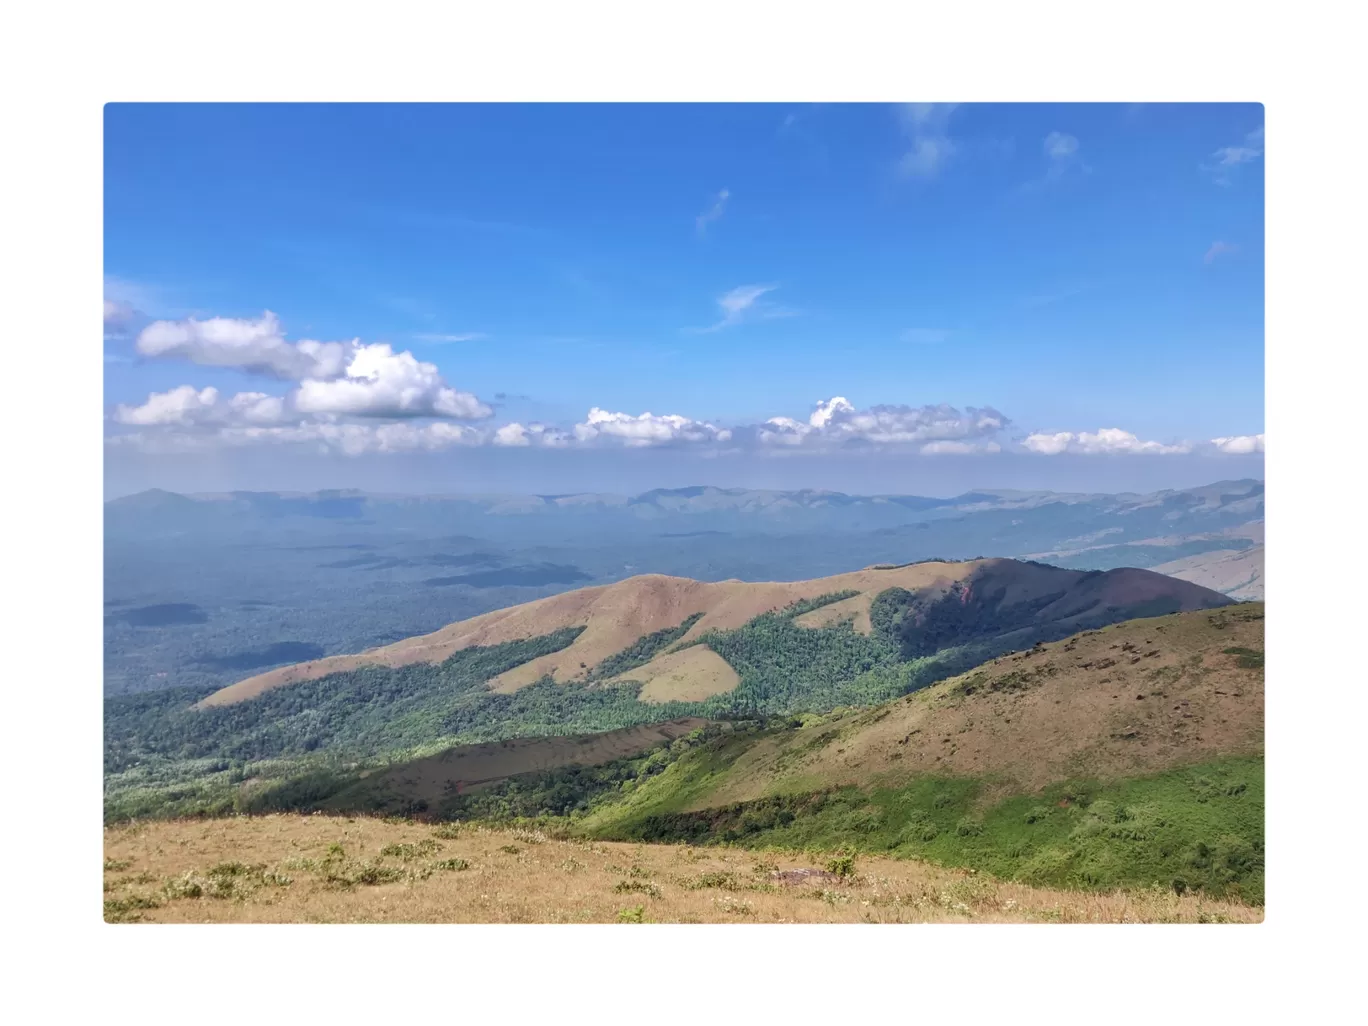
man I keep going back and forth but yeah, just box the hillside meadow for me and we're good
[103,815,1260,924]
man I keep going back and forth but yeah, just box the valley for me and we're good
[102,480,1264,922]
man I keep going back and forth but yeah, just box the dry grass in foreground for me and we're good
[104,815,1261,924]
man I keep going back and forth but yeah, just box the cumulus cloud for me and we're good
[1210,433,1265,454]
[695,188,730,236]
[572,408,732,448]
[492,422,573,448]
[744,397,1007,451]
[118,309,493,457]
[112,386,290,428]
[1022,428,1193,455]
[135,311,356,381]
[293,343,491,420]
[113,386,222,426]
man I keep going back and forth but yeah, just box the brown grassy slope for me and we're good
[686,603,1264,808]
[103,815,1260,924]
[202,558,1228,707]
[1155,545,1264,601]
[323,718,709,810]
[626,647,741,703]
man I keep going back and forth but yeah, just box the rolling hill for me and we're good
[1155,545,1264,601]
[202,558,1232,707]
[252,603,1265,902]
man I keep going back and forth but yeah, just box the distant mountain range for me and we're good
[108,479,1265,521]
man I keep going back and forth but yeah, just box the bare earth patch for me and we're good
[103,815,1261,924]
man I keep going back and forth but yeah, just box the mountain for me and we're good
[105,479,1262,698]
[201,558,1233,707]
[105,479,1264,539]
[1154,545,1264,601]
[233,602,1265,903]
[573,602,1265,901]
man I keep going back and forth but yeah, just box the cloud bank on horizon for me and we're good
[106,307,1264,460]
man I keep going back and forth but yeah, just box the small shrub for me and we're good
[1222,647,1264,670]
[686,871,739,890]
[104,894,162,923]
[613,880,662,898]
[431,823,463,839]
[955,818,983,837]
[1024,806,1051,825]
[825,854,856,879]
[434,858,470,871]
[499,844,521,855]
[380,840,442,860]
[899,819,938,843]
[617,905,646,923]
[103,858,131,872]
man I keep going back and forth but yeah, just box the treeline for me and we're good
[585,612,704,681]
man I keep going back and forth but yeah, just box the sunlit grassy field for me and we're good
[103,814,1261,924]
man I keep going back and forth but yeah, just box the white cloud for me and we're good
[1044,132,1079,160]
[135,311,355,381]
[572,408,732,448]
[1023,428,1193,455]
[747,398,1007,450]
[113,386,221,426]
[898,137,956,178]
[1204,241,1239,264]
[1210,433,1265,454]
[112,386,290,428]
[111,417,487,457]
[695,188,730,236]
[1020,430,1073,455]
[413,333,488,343]
[896,103,959,180]
[1025,131,1090,186]
[492,422,573,448]
[809,396,855,429]
[293,343,491,420]
[1204,126,1264,184]
[697,283,793,332]
[104,299,136,327]
[920,440,1002,455]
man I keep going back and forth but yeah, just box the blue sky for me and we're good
[104,103,1264,495]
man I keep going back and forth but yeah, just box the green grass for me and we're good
[1223,646,1265,670]
[584,753,1265,903]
